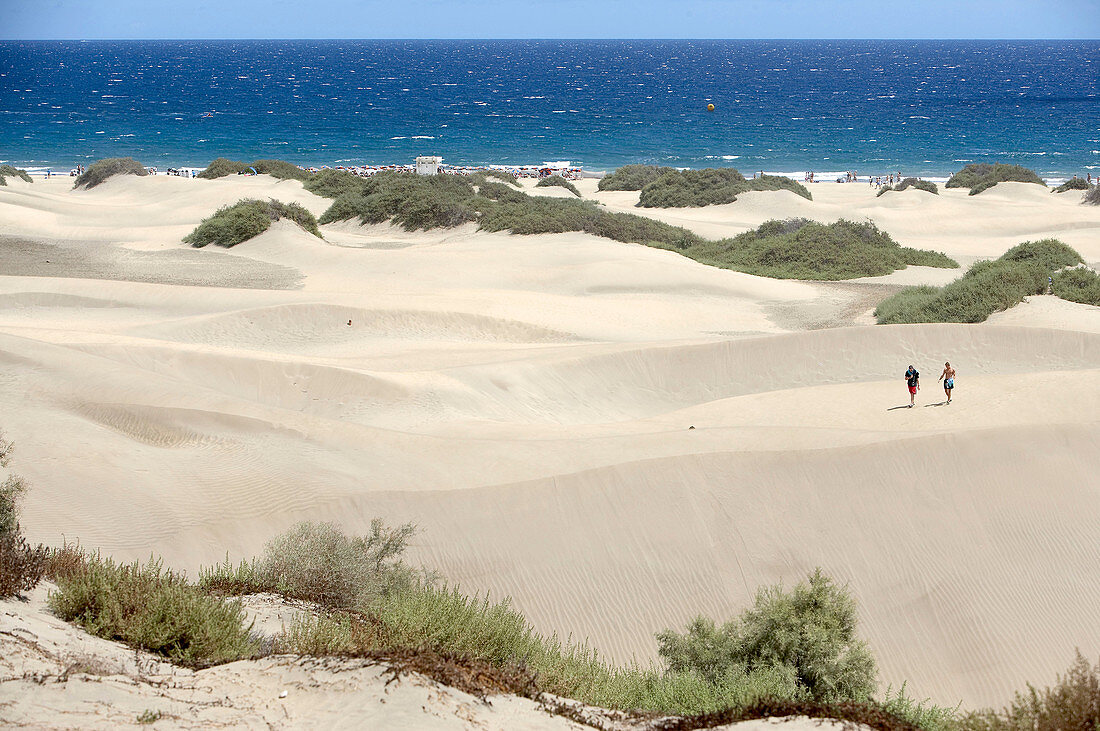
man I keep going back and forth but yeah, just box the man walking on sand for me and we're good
[939,361,956,404]
[905,365,920,407]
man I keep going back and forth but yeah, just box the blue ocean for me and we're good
[1,40,1098,179]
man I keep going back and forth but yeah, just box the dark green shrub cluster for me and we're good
[250,159,312,182]
[319,171,478,230]
[875,239,1084,323]
[637,169,811,207]
[877,178,939,197]
[1052,267,1100,306]
[945,163,1045,194]
[683,218,957,280]
[0,164,33,186]
[302,168,364,199]
[956,651,1100,731]
[1084,186,1100,206]
[535,175,581,196]
[73,157,148,189]
[597,164,675,191]
[184,198,321,247]
[199,519,422,608]
[196,157,250,179]
[657,569,877,703]
[1051,178,1091,193]
[48,551,257,668]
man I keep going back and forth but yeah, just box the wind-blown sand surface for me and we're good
[1,173,1099,716]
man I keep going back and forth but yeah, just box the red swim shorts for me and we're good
[908,385,917,394]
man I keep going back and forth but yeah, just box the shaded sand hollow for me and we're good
[1,174,1099,716]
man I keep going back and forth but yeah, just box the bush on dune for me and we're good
[874,239,1084,324]
[249,159,312,182]
[319,171,478,229]
[1052,267,1100,306]
[473,169,521,187]
[302,168,365,199]
[945,163,1045,194]
[597,164,676,191]
[184,198,321,247]
[1084,185,1100,206]
[0,431,48,600]
[73,157,148,189]
[637,168,811,208]
[877,178,939,197]
[0,164,33,185]
[1051,178,1091,193]
[535,175,581,196]
[683,218,957,280]
[196,157,250,179]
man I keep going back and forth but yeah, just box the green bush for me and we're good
[683,218,957,280]
[536,175,581,197]
[957,651,1100,731]
[1053,267,1100,306]
[302,168,364,199]
[196,158,250,179]
[1084,186,1100,206]
[945,163,1045,193]
[48,552,257,667]
[0,528,48,599]
[0,164,33,186]
[184,198,321,247]
[319,172,478,229]
[877,178,939,197]
[657,569,877,703]
[1052,178,1091,193]
[597,164,676,191]
[636,169,812,208]
[250,159,312,182]
[875,239,1084,324]
[73,157,148,189]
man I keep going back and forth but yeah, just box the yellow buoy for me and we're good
[707,103,715,112]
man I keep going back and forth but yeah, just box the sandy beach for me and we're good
[1,171,1099,714]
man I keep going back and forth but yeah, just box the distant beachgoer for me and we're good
[939,362,956,404]
[905,365,920,407]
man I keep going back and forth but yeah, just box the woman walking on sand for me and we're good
[939,362,956,404]
[905,365,920,407]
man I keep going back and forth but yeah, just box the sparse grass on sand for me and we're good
[0,165,33,186]
[944,163,1045,195]
[73,157,148,189]
[877,178,939,197]
[1083,185,1100,206]
[1051,178,1091,194]
[636,168,812,207]
[679,218,957,280]
[184,198,321,247]
[875,239,1084,324]
[535,175,581,196]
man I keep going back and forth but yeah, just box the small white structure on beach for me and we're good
[415,156,443,175]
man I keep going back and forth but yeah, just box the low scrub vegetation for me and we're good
[475,169,521,187]
[681,218,957,280]
[535,175,581,196]
[47,550,257,668]
[250,159,312,182]
[1051,178,1091,193]
[184,198,321,247]
[875,239,1084,324]
[73,157,148,189]
[637,168,812,207]
[0,164,33,185]
[1084,185,1100,206]
[877,178,939,197]
[955,651,1100,731]
[597,164,675,191]
[944,163,1045,195]
[196,157,250,179]
[1052,267,1100,306]
[302,168,363,199]
[0,431,47,600]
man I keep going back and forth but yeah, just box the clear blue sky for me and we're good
[5,0,1100,39]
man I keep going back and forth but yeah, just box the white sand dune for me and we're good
[2,174,1099,717]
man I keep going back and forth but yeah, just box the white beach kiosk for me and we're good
[415,156,442,175]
